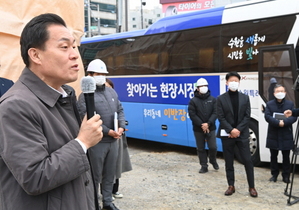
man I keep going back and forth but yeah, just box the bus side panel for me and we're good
[143,104,189,146]
[122,102,145,139]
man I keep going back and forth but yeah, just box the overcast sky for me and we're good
[129,0,162,9]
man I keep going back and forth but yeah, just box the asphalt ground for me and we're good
[111,138,299,210]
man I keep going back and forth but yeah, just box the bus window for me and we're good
[258,44,298,104]
[221,16,295,72]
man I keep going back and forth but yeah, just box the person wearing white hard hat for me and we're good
[77,59,125,210]
[188,78,218,174]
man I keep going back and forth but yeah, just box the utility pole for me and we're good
[97,4,101,35]
[141,1,146,29]
[87,0,91,37]
[117,0,123,32]
[125,0,128,31]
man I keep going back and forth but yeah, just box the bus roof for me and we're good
[81,0,299,44]
[81,6,225,44]
[81,29,147,44]
[144,6,224,35]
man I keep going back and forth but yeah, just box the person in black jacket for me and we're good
[188,78,218,173]
[0,77,14,97]
[217,72,257,197]
[265,84,297,183]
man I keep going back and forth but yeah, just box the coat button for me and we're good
[85,180,89,186]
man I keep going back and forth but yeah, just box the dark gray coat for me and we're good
[0,68,97,210]
[115,133,132,179]
[265,99,297,150]
[216,91,250,139]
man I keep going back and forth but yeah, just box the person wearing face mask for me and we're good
[188,78,218,173]
[265,85,296,184]
[77,59,125,210]
[217,71,258,198]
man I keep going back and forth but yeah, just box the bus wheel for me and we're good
[234,120,261,166]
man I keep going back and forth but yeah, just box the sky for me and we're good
[129,0,162,9]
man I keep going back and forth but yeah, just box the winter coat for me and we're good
[77,85,125,143]
[188,90,217,132]
[216,91,250,139]
[265,98,297,150]
[115,133,132,179]
[0,68,98,210]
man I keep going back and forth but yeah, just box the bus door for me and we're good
[258,44,299,162]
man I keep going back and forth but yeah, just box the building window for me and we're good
[133,25,137,28]
[100,19,116,28]
[148,19,153,24]
[132,17,136,21]
[90,2,116,13]
[157,14,160,17]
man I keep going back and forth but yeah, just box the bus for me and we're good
[79,0,299,166]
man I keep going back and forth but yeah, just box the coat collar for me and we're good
[19,67,63,107]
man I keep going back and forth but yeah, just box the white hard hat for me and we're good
[196,78,208,86]
[87,59,109,74]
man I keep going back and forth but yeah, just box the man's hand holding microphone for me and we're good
[77,76,103,149]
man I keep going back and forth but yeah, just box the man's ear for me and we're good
[28,48,42,65]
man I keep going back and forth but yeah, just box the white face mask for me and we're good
[228,81,239,91]
[275,92,286,100]
[199,86,208,94]
[94,75,106,86]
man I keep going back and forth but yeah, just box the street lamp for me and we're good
[141,1,146,29]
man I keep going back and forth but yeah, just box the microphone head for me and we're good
[81,76,96,93]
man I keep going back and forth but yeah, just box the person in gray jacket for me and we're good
[188,78,218,173]
[77,59,125,210]
[0,13,103,210]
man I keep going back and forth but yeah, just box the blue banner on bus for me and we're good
[111,75,220,105]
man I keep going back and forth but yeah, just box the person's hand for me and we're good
[77,114,103,149]
[201,123,209,133]
[229,128,240,138]
[279,120,284,127]
[284,110,292,118]
[108,129,122,139]
[118,127,124,136]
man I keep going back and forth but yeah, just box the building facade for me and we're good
[85,0,118,36]
[128,6,162,31]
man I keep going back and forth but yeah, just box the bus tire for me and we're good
[234,120,261,166]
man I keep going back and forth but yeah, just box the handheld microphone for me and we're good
[80,76,96,119]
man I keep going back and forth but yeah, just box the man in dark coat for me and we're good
[0,13,103,210]
[217,71,257,197]
[188,78,218,173]
[265,84,297,183]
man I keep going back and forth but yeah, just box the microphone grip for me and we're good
[84,93,95,119]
